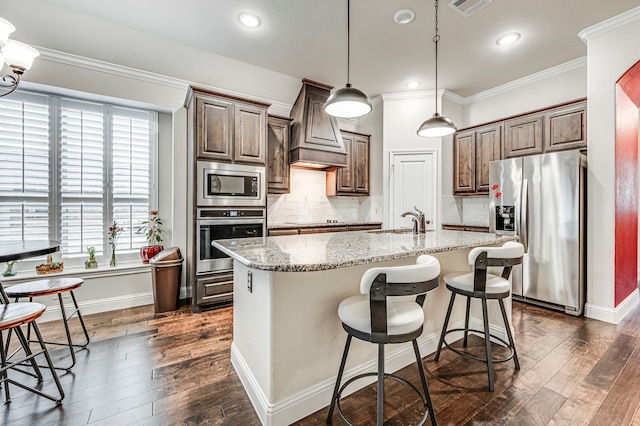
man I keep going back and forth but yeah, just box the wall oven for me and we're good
[197,161,266,207]
[196,208,266,275]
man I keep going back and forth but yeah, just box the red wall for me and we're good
[615,61,640,306]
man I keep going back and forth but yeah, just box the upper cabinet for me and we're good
[189,87,269,165]
[453,124,501,194]
[267,115,293,194]
[326,130,370,196]
[454,99,586,195]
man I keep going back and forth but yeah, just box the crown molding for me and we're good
[380,89,463,103]
[461,57,587,104]
[579,6,640,42]
[35,46,292,113]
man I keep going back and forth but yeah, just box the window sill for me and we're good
[0,261,151,283]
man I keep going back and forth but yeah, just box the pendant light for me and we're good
[417,0,457,137]
[323,0,372,118]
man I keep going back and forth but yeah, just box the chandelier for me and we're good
[0,17,39,98]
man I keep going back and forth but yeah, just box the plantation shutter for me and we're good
[112,106,153,251]
[60,98,105,256]
[0,92,51,241]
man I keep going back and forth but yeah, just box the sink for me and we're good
[366,229,415,234]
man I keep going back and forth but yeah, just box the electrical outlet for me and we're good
[247,271,253,293]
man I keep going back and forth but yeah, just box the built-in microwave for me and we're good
[197,161,266,207]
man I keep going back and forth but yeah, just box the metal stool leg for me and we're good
[377,343,384,426]
[326,334,352,424]
[435,292,456,361]
[481,298,495,391]
[0,331,11,403]
[499,299,520,370]
[412,339,437,426]
[31,322,64,403]
[69,290,90,347]
[463,296,471,347]
[56,293,77,371]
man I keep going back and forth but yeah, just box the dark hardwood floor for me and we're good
[1,299,639,425]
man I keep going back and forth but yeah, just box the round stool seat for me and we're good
[0,302,46,331]
[5,277,83,298]
[339,295,424,336]
[443,272,510,295]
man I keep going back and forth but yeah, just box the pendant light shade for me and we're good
[324,0,372,118]
[417,0,457,138]
[417,113,457,137]
[324,84,372,118]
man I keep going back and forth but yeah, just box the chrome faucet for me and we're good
[401,206,428,234]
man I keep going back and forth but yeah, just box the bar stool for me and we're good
[0,302,65,404]
[434,241,524,392]
[5,277,90,371]
[327,255,441,426]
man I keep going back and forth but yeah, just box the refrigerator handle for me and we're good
[520,178,529,252]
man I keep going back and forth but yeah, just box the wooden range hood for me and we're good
[288,79,347,169]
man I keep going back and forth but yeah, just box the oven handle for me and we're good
[197,218,265,226]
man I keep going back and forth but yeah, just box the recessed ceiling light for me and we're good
[405,81,421,89]
[394,9,416,25]
[496,32,521,46]
[238,13,261,28]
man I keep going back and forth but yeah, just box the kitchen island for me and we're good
[213,229,517,426]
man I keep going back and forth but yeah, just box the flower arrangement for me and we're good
[137,210,163,246]
[108,221,125,267]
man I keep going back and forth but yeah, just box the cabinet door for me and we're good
[336,133,355,192]
[544,102,586,152]
[234,103,267,165]
[267,115,292,194]
[353,135,369,194]
[329,131,370,196]
[196,95,234,161]
[475,124,502,193]
[454,131,476,193]
[504,114,543,158]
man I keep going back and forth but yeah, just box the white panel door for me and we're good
[391,151,438,230]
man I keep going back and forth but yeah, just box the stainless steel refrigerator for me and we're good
[489,150,586,315]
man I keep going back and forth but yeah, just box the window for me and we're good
[0,90,158,267]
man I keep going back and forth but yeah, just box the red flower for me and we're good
[495,191,502,198]
[491,184,499,191]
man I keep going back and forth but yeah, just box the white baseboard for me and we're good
[585,288,639,324]
[37,292,154,323]
[231,323,462,426]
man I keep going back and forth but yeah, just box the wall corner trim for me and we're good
[579,6,640,42]
[584,288,639,324]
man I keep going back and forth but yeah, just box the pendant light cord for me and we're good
[434,0,440,114]
[347,0,351,87]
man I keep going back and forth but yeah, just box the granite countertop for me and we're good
[267,221,382,230]
[212,229,517,272]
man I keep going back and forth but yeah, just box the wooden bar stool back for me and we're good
[434,241,524,391]
[327,255,441,426]
[5,277,90,371]
[0,302,65,404]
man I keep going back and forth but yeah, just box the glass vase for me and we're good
[110,247,117,267]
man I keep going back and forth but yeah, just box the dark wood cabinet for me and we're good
[453,130,476,193]
[326,130,370,196]
[267,115,293,194]
[475,124,502,193]
[196,272,234,306]
[544,101,587,152]
[267,223,381,236]
[191,88,268,165]
[454,124,501,194]
[442,224,489,233]
[504,113,543,158]
[454,99,587,196]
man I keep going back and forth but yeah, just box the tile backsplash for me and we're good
[267,167,381,224]
[442,195,489,226]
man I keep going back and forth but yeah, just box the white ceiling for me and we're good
[19,0,640,97]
